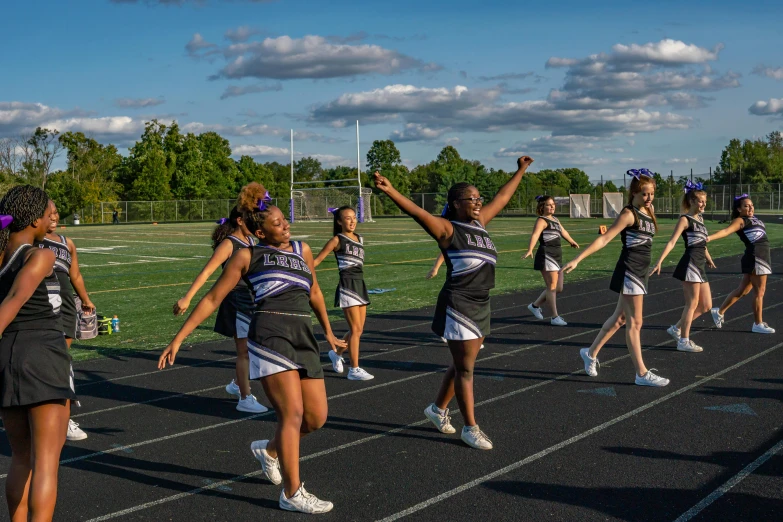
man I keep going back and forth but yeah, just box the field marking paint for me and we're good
[80,311,783,521]
[672,438,783,522]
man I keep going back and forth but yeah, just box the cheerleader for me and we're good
[313,206,374,381]
[374,155,534,450]
[524,195,579,325]
[0,186,75,521]
[562,169,669,387]
[650,181,715,352]
[174,206,267,413]
[707,195,774,333]
[159,183,345,514]
[39,201,97,441]
[426,253,444,279]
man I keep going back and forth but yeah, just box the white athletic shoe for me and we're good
[752,322,776,334]
[528,303,544,320]
[710,308,724,329]
[480,344,484,350]
[461,425,493,450]
[250,440,283,485]
[237,394,269,413]
[66,419,88,441]
[666,325,681,342]
[550,316,567,326]
[279,483,333,514]
[225,379,241,398]
[441,337,448,343]
[424,403,456,434]
[677,338,703,353]
[635,369,670,387]
[580,348,599,377]
[328,350,344,373]
[347,367,374,381]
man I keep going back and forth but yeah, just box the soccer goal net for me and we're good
[291,186,373,222]
[569,194,591,218]
[602,192,624,218]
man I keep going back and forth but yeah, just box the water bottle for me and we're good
[111,316,120,333]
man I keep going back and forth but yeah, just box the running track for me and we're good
[1,250,781,521]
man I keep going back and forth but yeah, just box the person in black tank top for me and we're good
[374,155,534,451]
[563,169,670,387]
[174,206,266,414]
[313,206,374,381]
[707,195,775,334]
[523,195,580,326]
[0,185,75,521]
[650,183,717,353]
[160,183,344,514]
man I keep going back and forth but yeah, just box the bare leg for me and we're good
[234,337,251,397]
[675,282,712,332]
[1,408,32,522]
[676,282,701,339]
[588,296,626,359]
[27,400,69,522]
[750,274,767,324]
[342,305,366,368]
[719,274,753,316]
[541,271,561,318]
[434,338,483,426]
[621,295,648,377]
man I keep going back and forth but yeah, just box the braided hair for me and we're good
[211,206,242,250]
[444,183,474,220]
[236,182,271,234]
[0,185,50,253]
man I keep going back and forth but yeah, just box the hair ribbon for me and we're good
[440,202,449,217]
[0,215,13,230]
[684,180,704,193]
[215,217,228,225]
[734,193,749,201]
[328,207,338,214]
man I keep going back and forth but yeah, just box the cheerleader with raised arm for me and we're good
[524,195,579,325]
[562,169,669,387]
[707,194,775,334]
[650,180,716,352]
[374,155,534,450]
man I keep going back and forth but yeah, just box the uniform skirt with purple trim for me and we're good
[431,288,490,341]
[247,310,323,379]
[213,288,254,339]
[335,275,371,309]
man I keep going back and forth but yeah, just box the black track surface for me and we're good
[2,250,782,521]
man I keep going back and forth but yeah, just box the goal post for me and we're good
[602,192,624,218]
[569,194,591,218]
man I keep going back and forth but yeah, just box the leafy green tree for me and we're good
[125,120,174,201]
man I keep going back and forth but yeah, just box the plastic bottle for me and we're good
[111,315,120,333]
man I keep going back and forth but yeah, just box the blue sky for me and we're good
[1,0,782,181]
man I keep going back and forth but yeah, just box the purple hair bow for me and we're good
[0,215,13,230]
[328,207,339,214]
[257,191,273,211]
[626,168,653,180]
[216,217,228,225]
[535,195,545,201]
[440,203,449,217]
[684,180,704,193]
[734,193,749,201]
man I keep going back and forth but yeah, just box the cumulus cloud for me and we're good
[751,65,783,80]
[748,98,783,117]
[477,72,535,82]
[230,145,350,167]
[225,26,261,43]
[188,34,439,80]
[181,121,286,136]
[114,97,166,108]
[219,82,282,99]
[664,157,698,164]
[390,123,447,142]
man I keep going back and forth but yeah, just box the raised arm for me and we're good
[480,156,534,225]
[561,209,635,274]
[66,237,95,312]
[650,216,689,276]
[523,217,546,259]
[708,217,744,242]
[159,248,248,368]
[173,239,233,315]
[313,236,340,268]
[0,249,56,335]
[559,222,580,249]
[374,171,454,248]
[302,243,346,353]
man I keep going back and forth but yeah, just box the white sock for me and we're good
[680,337,689,343]
[432,404,445,414]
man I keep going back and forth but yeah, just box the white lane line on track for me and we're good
[672,438,783,522]
[82,314,783,522]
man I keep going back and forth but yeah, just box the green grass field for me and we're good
[67,216,783,361]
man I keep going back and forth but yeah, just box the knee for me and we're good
[350,324,363,336]
[627,316,643,331]
[300,409,327,434]
[455,366,474,381]
[281,405,305,429]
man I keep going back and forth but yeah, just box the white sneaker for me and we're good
[67,419,88,441]
[635,369,670,387]
[225,379,241,398]
[347,367,374,381]
[479,344,484,350]
[461,425,493,450]
[666,325,681,342]
[551,316,567,326]
[710,308,724,328]
[528,303,544,320]
[328,350,344,373]
[580,348,599,377]
[441,337,448,343]
[752,322,775,334]
[677,338,703,353]
[237,394,269,413]
[423,403,456,434]
[279,483,333,514]
[250,440,282,485]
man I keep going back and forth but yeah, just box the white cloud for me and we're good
[390,123,447,142]
[604,147,625,153]
[182,121,286,136]
[664,157,698,164]
[186,33,216,55]
[751,65,783,80]
[114,97,166,108]
[224,26,260,43]
[748,97,783,116]
[610,40,723,66]
[232,144,289,157]
[219,83,282,99]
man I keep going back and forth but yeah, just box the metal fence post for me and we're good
[201,200,204,220]
[175,201,178,221]
[150,201,153,222]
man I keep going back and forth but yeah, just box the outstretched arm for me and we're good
[480,156,534,225]
[650,216,689,275]
[67,238,95,312]
[174,240,233,315]
[559,223,580,249]
[313,236,340,268]
[708,217,744,242]
[523,217,546,259]
[561,208,634,273]
[0,249,56,335]
[302,243,346,353]
[374,171,454,248]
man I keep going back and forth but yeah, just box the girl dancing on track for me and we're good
[374,155,534,450]
[707,194,775,334]
[314,206,374,381]
[650,181,715,352]
[39,201,97,441]
[173,206,267,413]
[562,169,670,387]
[524,195,579,326]
[159,183,345,514]
[0,186,75,522]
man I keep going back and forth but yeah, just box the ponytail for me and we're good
[211,206,242,250]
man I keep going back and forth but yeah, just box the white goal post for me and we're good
[602,192,624,218]
[569,194,591,218]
